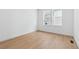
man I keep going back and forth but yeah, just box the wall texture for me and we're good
[37,9,74,36]
[0,9,37,41]
[74,9,79,48]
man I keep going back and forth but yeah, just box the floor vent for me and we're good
[70,40,74,44]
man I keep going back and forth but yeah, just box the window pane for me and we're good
[52,9,62,26]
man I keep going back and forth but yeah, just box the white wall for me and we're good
[74,9,79,48]
[0,9,37,41]
[37,9,74,36]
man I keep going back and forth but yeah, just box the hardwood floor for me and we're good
[0,31,78,49]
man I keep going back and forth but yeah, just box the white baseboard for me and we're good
[0,30,36,42]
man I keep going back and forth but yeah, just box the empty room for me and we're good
[0,9,79,49]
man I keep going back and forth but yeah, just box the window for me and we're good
[52,9,62,26]
[43,10,52,26]
[42,9,62,26]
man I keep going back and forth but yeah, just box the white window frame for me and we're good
[42,10,52,26]
[52,9,63,26]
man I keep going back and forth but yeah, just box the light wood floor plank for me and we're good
[0,31,78,49]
